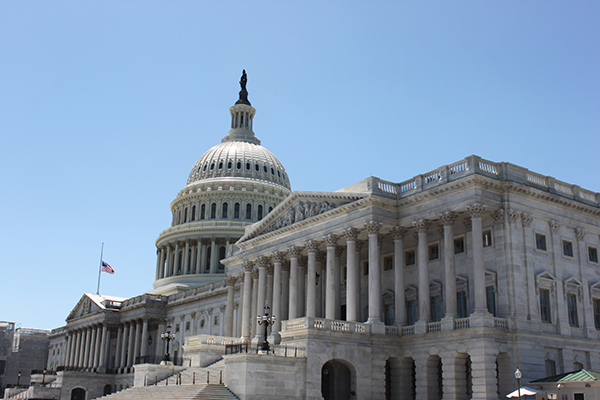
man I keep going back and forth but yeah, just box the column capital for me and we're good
[521,212,533,227]
[439,211,457,226]
[325,234,338,247]
[257,256,269,267]
[575,227,586,240]
[549,220,560,233]
[365,221,381,235]
[237,272,245,282]
[345,227,359,241]
[316,251,326,263]
[251,269,259,279]
[507,209,520,224]
[266,264,274,275]
[226,276,238,286]
[467,203,487,219]
[305,240,319,253]
[272,251,285,262]
[392,226,406,240]
[288,246,302,257]
[493,208,505,224]
[282,260,290,272]
[355,240,363,252]
[242,261,254,271]
[412,219,429,233]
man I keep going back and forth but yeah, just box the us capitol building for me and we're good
[31,73,600,400]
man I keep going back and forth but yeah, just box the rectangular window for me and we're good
[536,233,547,251]
[383,255,393,271]
[589,247,598,263]
[573,362,583,371]
[405,250,415,266]
[431,296,442,322]
[175,324,180,332]
[454,237,465,254]
[407,300,418,325]
[563,240,574,257]
[540,289,551,323]
[483,230,492,247]
[567,293,579,326]
[545,359,556,377]
[384,304,395,325]
[429,244,439,261]
[185,321,190,331]
[594,299,600,330]
[363,261,369,275]
[457,291,468,318]
[486,286,496,317]
[214,315,220,326]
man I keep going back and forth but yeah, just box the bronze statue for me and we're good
[240,69,247,91]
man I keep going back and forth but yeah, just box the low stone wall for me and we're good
[133,363,185,387]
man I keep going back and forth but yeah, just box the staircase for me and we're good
[95,360,237,400]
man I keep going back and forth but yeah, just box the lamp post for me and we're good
[160,326,176,362]
[42,369,47,385]
[256,304,276,351]
[515,368,522,399]
[17,371,21,387]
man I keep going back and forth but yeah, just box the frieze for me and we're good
[264,200,337,235]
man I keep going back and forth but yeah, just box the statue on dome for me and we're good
[236,69,251,105]
[240,69,247,91]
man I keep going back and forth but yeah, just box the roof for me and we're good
[530,369,600,383]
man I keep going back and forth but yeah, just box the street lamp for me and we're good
[256,304,276,351]
[160,326,176,362]
[42,369,47,385]
[17,371,21,387]
[515,368,522,399]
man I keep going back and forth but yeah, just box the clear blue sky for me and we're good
[1,1,598,330]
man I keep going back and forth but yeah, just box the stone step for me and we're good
[94,383,238,400]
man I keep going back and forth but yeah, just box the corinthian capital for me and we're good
[226,276,238,286]
[365,221,381,235]
[412,219,429,233]
[392,226,405,240]
[272,251,285,262]
[507,209,520,224]
[305,240,319,253]
[257,256,270,267]
[549,220,560,233]
[242,261,254,271]
[439,211,456,226]
[575,227,586,240]
[521,212,533,228]
[467,203,487,219]
[493,209,505,224]
[345,227,359,241]
[288,246,302,257]
[325,234,338,247]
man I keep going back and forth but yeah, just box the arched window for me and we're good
[200,204,206,220]
[246,203,252,220]
[246,162,250,170]
[255,163,259,171]
[227,161,232,169]
[263,165,267,173]
[222,202,228,219]
[268,206,273,213]
[218,161,223,169]
[234,203,240,219]
[184,208,188,223]
[210,163,215,170]
[191,205,196,221]
[237,161,241,169]
[211,203,217,219]
[257,205,263,220]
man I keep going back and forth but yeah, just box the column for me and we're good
[201,241,208,273]
[521,212,538,320]
[266,264,274,309]
[165,245,173,277]
[120,322,129,369]
[393,226,406,326]
[288,247,300,319]
[316,252,324,317]
[98,324,108,369]
[127,321,135,367]
[114,325,123,369]
[155,321,165,361]
[93,325,101,368]
[549,221,568,332]
[576,228,596,338]
[468,203,488,313]
[241,262,253,340]
[190,242,197,274]
[306,240,318,318]
[366,221,383,324]
[73,329,82,368]
[325,234,337,320]
[155,248,162,280]
[298,256,306,317]
[254,256,268,342]
[183,239,190,274]
[140,319,149,358]
[281,261,290,322]
[173,242,181,275]
[195,239,203,274]
[210,237,217,274]
[414,219,431,323]
[251,269,259,338]
[225,276,237,337]
[133,320,142,364]
[65,332,73,367]
[334,246,343,320]
[159,247,165,279]
[440,212,457,318]
[345,228,360,322]
[270,252,284,343]
[81,327,91,368]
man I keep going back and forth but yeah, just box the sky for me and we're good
[1,1,598,330]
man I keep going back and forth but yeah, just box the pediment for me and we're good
[238,191,368,243]
[66,293,127,321]
[536,271,557,282]
[564,277,583,287]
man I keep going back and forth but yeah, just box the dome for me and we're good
[186,137,290,190]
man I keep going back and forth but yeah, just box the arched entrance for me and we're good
[70,387,86,400]
[103,384,112,396]
[321,359,353,400]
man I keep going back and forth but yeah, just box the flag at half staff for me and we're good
[101,261,115,274]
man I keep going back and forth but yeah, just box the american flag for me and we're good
[101,261,115,274]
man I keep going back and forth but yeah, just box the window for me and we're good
[567,293,578,326]
[268,206,273,213]
[384,304,395,325]
[383,255,393,271]
[540,289,551,323]
[236,161,241,169]
[263,165,267,173]
[246,203,252,220]
[483,230,492,247]
[486,286,496,317]
[429,244,439,260]
[431,296,442,322]
[457,291,468,318]
[200,204,206,220]
[536,233,547,251]
[255,163,259,171]
[184,208,187,223]
[191,205,196,221]
[214,315,220,325]
[454,237,465,254]
[594,299,600,329]
[227,161,232,169]
[407,300,417,325]
[210,163,214,170]
[363,261,369,275]
[246,162,250,170]
[200,318,205,328]
[234,203,240,219]
[544,359,556,377]
[573,362,583,371]
[405,250,415,266]
[218,162,223,169]
[563,240,574,257]
[222,202,228,219]
[185,321,190,331]
[175,324,180,332]
[589,247,598,263]
[257,205,263,220]
[211,202,217,219]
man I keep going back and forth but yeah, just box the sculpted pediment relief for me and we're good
[66,293,104,321]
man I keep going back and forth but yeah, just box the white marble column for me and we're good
[209,237,217,274]
[155,321,165,361]
[440,212,457,318]
[281,261,290,322]
[298,257,306,317]
[120,323,129,369]
[201,241,208,273]
[159,248,165,279]
[334,246,343,320]
[195,240,203,274]
[393,226,406,326]
[81,327,91,368]
[98,324,108,369]
[225,276,237,337]
[166,245,173,277]
[140,319,149,358]
[254,257,268,343]
[325,234,337,320]
[133,320,142,364]
[306,241,318,318]
[73,330,82,368]
[468,203,488,313]
[576,227,596,337]
[251,269,259,338]
[183,239,190,274]
[414,219,431,322]
[155,248,162,280]
[114,325,123,369]
[266,264,274,309]
[366,221,383,325]
[87,326,96,368]
[173,242,181,275]
[288,247,300,319]
[270,252,284,344]
[65,332,73,367]
[93,325,101,368]
[345,228,360,322]
[127,321,135,367]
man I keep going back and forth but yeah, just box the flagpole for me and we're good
[97,242,104,295]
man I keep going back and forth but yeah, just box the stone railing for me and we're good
[282,317,370,335]
[186,334,242,347]
[367,155,599,207]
